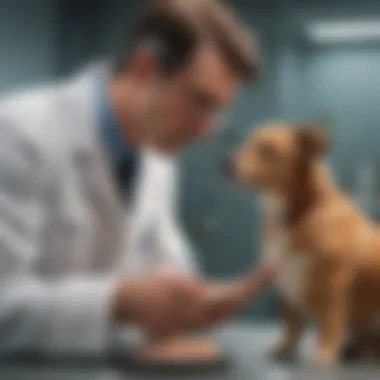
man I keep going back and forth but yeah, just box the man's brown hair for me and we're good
[115,0,259,81]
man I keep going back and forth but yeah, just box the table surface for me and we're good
[1,323,380,380]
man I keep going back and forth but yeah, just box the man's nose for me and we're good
[219,156,236,179]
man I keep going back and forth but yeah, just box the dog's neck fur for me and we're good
[261,162,333,227]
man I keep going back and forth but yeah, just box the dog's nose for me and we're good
[220,156,236,178]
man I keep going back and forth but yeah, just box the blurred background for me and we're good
[1,0,380,320]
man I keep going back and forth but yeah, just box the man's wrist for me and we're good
[111,280,135,325]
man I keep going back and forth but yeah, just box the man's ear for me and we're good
[295,124,329,159]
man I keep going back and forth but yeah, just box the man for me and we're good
[0,0,273,358]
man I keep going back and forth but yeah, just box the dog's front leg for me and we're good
[270,297,304,362]
[313,268,350,366]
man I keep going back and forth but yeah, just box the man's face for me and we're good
[139,43,241,152]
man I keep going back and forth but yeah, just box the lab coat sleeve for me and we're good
[157,161,200,275]
[0,118,115,356]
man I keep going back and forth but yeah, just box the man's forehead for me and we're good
[182,42,241,106]
[187,42,239,83]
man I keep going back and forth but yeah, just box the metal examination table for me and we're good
[1,323,379,380]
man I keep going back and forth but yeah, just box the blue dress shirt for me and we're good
[98,79,138,201]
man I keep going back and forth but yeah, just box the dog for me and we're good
[221,122,380,365]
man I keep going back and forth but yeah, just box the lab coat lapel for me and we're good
[66,64,127,272]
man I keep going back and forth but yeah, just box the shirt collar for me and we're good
[98,72,132,166]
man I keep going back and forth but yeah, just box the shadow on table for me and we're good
[0,352,231,377]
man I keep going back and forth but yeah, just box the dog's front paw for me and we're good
[268,342,297,363]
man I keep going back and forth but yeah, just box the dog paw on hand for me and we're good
[256,265,278,284]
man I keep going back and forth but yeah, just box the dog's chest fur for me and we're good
[260,194,311,307]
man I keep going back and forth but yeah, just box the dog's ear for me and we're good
[295,124,329,159]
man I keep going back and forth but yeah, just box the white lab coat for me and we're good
[0,63,197,356]
[123,148,196,278]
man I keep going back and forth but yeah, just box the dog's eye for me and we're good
[257,142,276,160]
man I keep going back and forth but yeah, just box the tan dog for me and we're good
[222,122,380,365]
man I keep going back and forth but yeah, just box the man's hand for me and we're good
[113,266,276,340]
[113,274,206,339]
